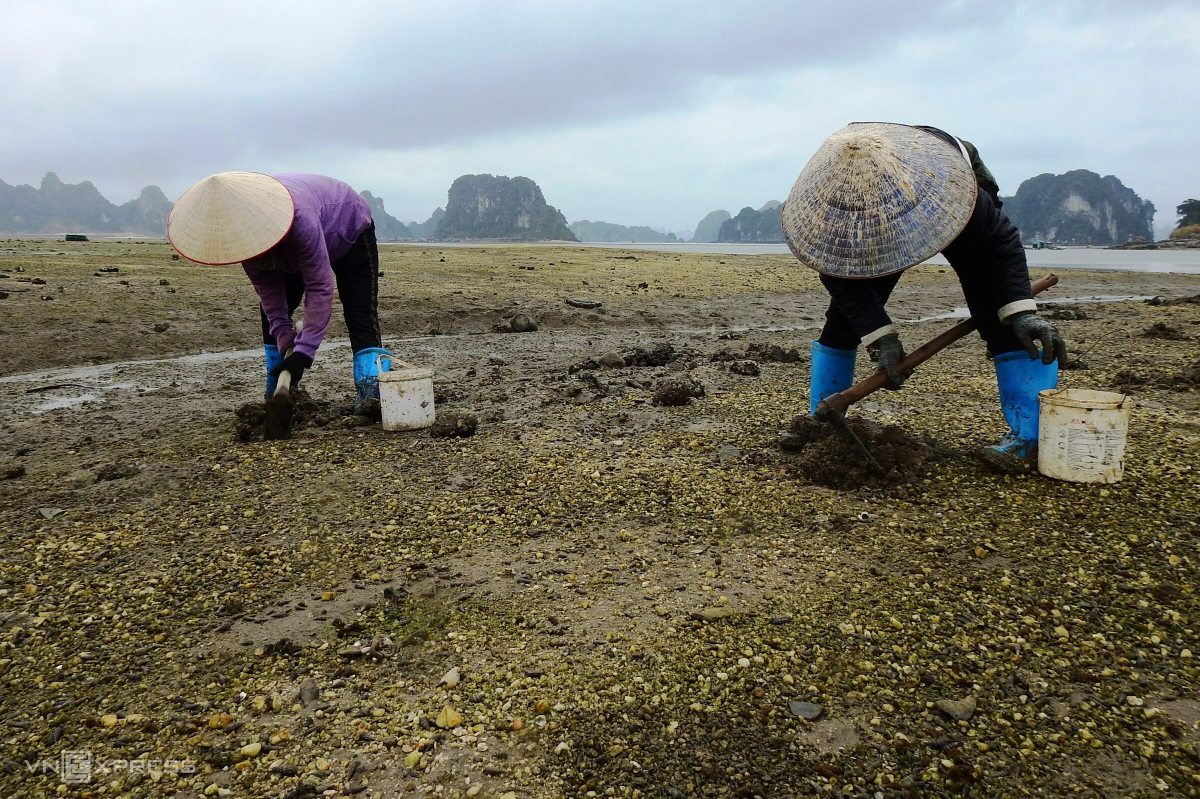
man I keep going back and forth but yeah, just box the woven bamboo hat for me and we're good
[781,123,977,278]
[167,172,295,265]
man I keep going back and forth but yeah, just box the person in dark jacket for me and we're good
[781,122,1066,460]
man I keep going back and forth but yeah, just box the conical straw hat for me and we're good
[167,172,295,265]
[781,123,977,278]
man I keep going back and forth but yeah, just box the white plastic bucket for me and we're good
[1037,388,1131,483]
[376,355,435,431]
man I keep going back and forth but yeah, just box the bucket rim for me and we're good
[379,367,434,381]
[1038,387,1131,410]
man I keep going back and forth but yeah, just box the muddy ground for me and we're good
[1,239,1199,798]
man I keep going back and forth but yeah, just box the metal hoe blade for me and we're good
[813,399,887,475]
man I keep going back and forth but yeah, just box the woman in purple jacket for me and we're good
[167,172,393,406]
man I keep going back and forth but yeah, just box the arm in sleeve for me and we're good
[242,264,296,354]
[945,188,1036,323]
[288,215,335,360]
[819,273,897,345]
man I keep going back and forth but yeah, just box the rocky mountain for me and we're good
[1001,170,1155,245]
[717,202,784,243]
[570,220,678,243]
[359,191,412,240]
[433,175,576,241]
[690,210,731,243]
[0,172,172,235]
[407,208,444,240]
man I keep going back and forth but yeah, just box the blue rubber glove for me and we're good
[1010,312,1067,365]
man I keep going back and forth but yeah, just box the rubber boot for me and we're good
[263,344,282,398]
[989,351,1059,459]
[809,341,857,415]
[353,346,393,407]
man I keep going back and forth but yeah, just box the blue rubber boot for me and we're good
[809,341,857,415]
[353,346,393,406]
[990,351,1059,459]
[263,344,282,398]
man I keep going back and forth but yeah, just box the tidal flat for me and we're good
[1,239,1199,797]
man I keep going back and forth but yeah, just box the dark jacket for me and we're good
[820,128,1032,340]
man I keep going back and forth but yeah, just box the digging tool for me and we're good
[812,273,1061,472]
[264,368,294,441]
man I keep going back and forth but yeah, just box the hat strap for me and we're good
[951,136,972,164]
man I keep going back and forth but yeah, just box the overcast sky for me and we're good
[2,0,1196,238]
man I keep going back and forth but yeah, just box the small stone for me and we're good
[597,352,626,369]
[689,607,735,622]
[208,712,235,729]
[153,322,170,333]
[338,646,367,659]
[404,750,422,769]
[466,786,482,797]
[38,507,64,519]
[935,696,977,721]
[320,591,337,601]
[1126,695,1144,707]
[509,314,538,333]
[239,742,262,759]
[729,360,761,376]
[534,699,551,715]
[436,705,463,728]
[440,667,461,689]
[653,375,705,407]
[100,714,119,727]
[298,678,320,707]
[788,701,824,721]
[510,717,525,731]
[566,298,602,309]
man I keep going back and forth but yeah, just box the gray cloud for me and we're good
[1,0,1195,235]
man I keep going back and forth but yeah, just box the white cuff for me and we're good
[998,299,1038,323]
[860,324,897,347]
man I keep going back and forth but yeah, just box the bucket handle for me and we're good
[375,354,417,373]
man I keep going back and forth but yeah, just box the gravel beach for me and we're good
[2,239,1198,798]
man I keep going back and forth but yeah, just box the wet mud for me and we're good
[233,388,363,442]
[780,414,936,489]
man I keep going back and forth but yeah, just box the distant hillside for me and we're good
[0,172,170,236]
[1001,170,1155,245]
[359,191,412,240]
[433,175,575,241]
[407,208,444,240]
[717,203,784,243]
[690,210,730,243]
[570,220,678,243]
[0,172,420,243]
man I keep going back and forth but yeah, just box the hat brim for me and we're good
[781,123,977,278]
[167,172,295,265]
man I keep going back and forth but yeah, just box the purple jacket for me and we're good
[242,174,373,360]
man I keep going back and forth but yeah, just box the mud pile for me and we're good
[234,389,361,442]
[780,415,934,489]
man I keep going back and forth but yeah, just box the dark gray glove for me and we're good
[868,332,909,390]
[270,352,313,386]
[1010,312,1067,365]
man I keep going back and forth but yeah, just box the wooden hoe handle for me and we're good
[822,273,1060,413]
